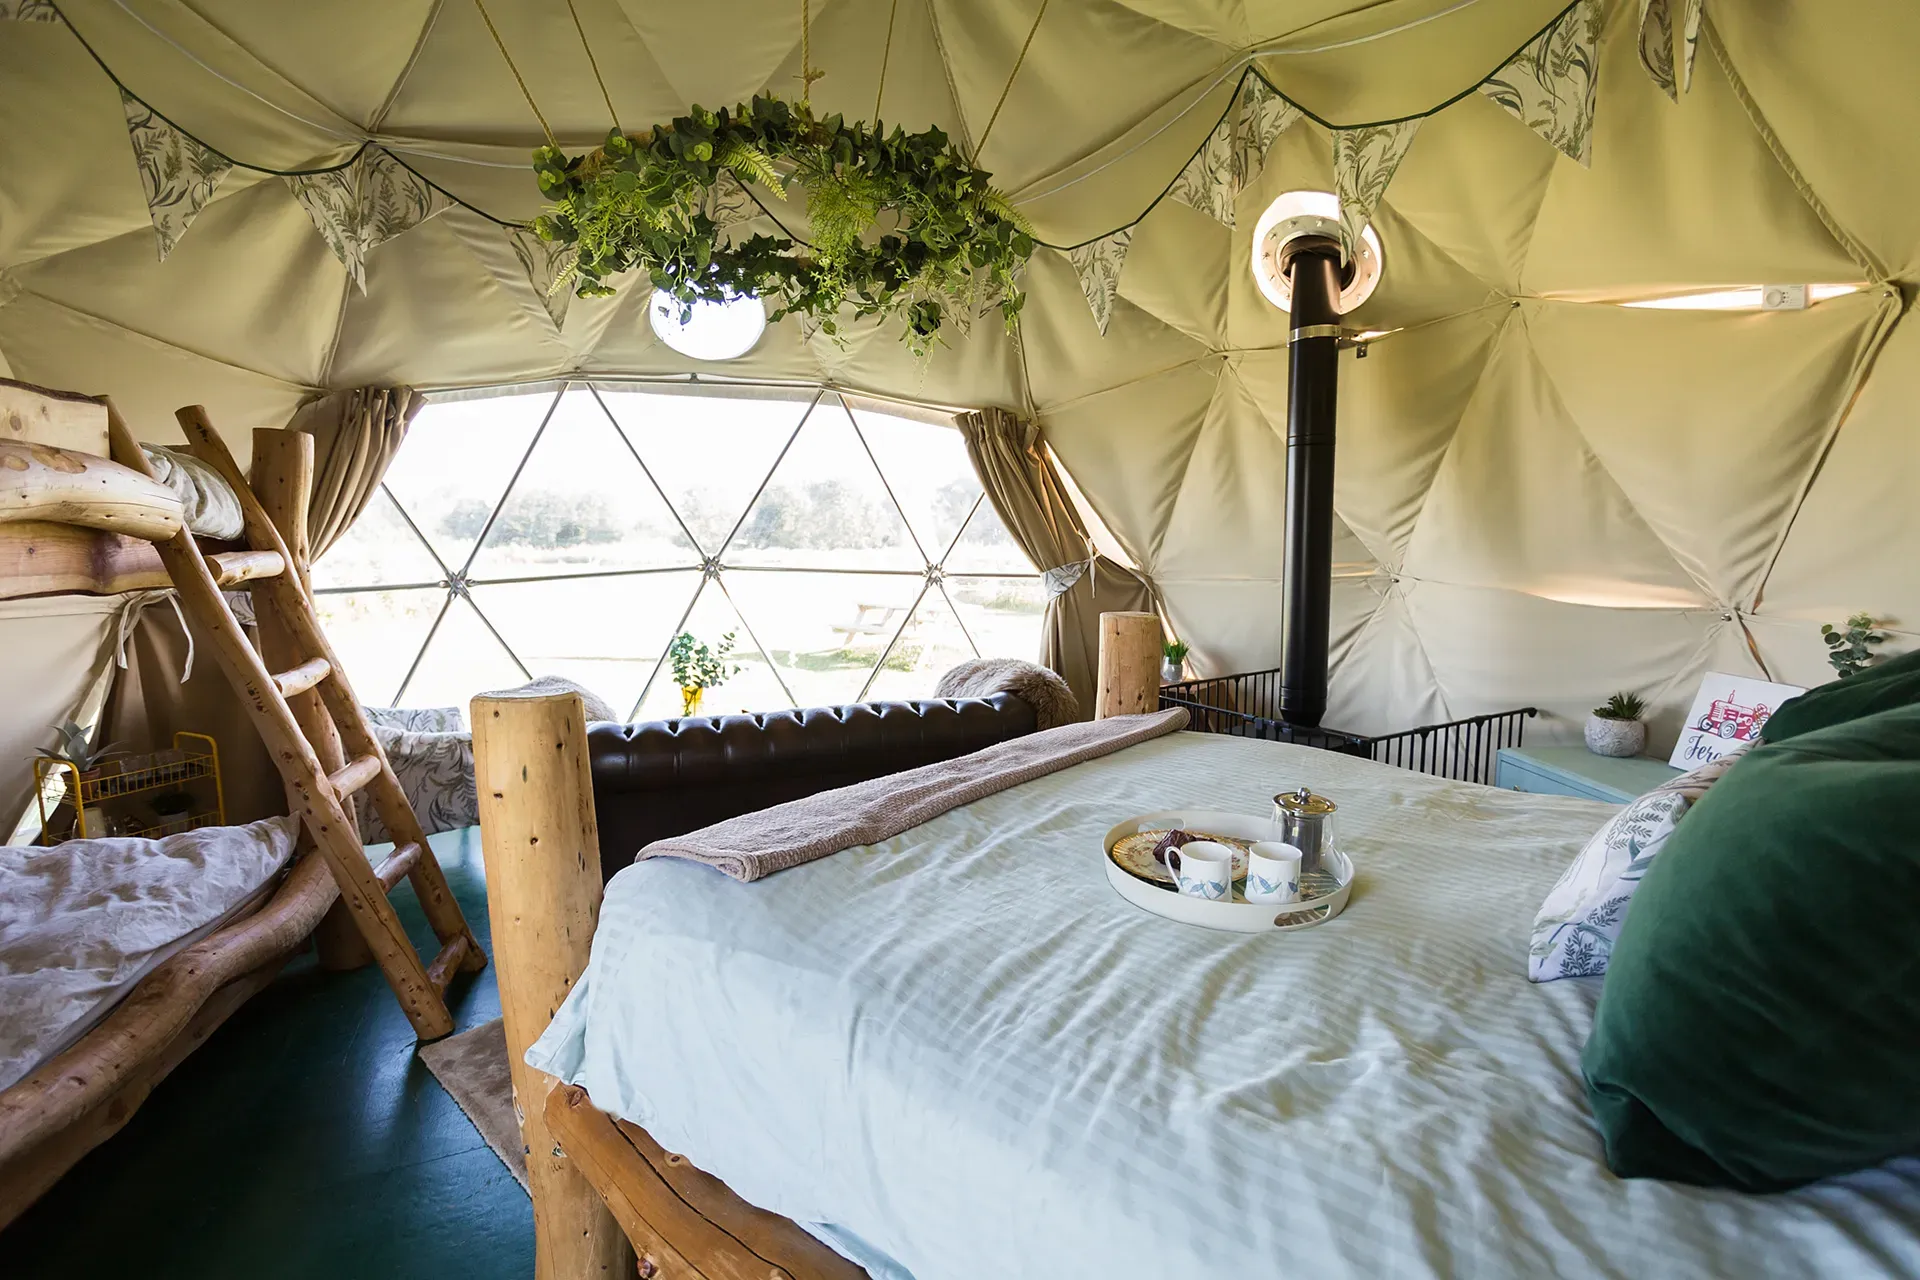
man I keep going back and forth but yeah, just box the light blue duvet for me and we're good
[530,732,1920,1279]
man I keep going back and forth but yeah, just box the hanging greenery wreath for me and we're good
[529,96,1035,353]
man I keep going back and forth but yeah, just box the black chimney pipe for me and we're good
[1279,239,1344,728]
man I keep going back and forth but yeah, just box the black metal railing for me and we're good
[1161,668,1536,785]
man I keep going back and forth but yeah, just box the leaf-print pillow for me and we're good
[1528,788,1691,982]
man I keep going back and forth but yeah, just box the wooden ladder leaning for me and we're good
[105,399,486,1040]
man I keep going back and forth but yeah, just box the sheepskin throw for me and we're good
[934,658,1080,729]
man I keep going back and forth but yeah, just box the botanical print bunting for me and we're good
[1235,76,1302,186]
[1065,226,1134,335]
[1478,0,1602,166]
[705,171,759,234]
[120,90,234,261]
[1332,119,1419,265]
[507,227,575,332]
[1638,0,1703,100]
[0,0,62,21]
[285,148,452,291]
[1167,108,1238,227]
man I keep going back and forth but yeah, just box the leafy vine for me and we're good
[530,96,1034,353]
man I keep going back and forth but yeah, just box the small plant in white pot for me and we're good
[1161,640,1189,685]
[1585,692,1648,758]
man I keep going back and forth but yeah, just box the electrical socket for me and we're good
[1761,284,1809,311]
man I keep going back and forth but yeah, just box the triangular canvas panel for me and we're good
[119,90,234,261]
[1235,76,1301,184]
[507,227,574,332]
[1477,0,1602,166]
[1167,110,1238,226]
[285,148,452,290]
[1637,0,1701,100]
[1065,227,1134,336]
[1334,119,1420,264]
[705,170,760,235]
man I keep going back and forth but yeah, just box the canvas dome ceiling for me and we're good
[1,0,1916,743]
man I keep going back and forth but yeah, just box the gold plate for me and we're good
[1108,829,1255,889]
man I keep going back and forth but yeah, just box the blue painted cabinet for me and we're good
[1494,746,1683,804]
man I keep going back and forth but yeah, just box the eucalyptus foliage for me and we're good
[530,96,1034,353]
[1822,613,1885,679]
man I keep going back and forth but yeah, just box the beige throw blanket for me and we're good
[638,707,1190,882]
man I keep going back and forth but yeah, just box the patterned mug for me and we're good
[1166,840,1234,901]
[1245,841,1302,904]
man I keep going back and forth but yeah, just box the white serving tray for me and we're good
[1102,809,1354,934]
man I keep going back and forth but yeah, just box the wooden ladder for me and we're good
[105,400,485,1040]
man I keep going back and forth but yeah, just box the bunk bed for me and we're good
[0,376,487,1225]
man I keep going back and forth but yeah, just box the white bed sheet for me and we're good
[0,816,297,1092]
[531,732,1920,1279]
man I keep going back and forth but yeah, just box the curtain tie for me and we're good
[115,589,195,683]
[1043,537,1099,601]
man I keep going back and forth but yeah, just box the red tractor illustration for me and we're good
[1697,696,1771,742]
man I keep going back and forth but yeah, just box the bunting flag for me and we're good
[0,0,62,20]
[1235,76,1302,185]
[507,227,575,333]
[1638,0,1704,100]
[120,91,234,261]
[1478,0,1602,166]
[1167,107,1238,226]
[1333,119,1420,264]
[1066,227,1135,335]
[285,149,452,291]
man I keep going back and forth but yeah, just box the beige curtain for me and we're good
[99,386,421,824]
[958,408,1156,717]
[290,386,423,558]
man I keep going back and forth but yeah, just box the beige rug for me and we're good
[418,1017,527,1192]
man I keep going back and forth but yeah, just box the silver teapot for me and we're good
[1272,786,1337,877]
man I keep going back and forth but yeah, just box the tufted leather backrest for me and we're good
[586,694,1039,883]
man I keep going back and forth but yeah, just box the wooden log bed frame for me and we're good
[0,379,342,1226]
[473,688,873,1280]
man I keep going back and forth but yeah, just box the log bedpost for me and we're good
[250,427,370,973]
[1095,610,1163,719]
[471,689,633,1280]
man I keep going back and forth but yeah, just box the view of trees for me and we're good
[439,490,631,549]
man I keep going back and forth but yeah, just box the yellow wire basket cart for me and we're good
[33,731,227,842]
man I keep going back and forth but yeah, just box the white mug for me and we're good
[1166,840,1234,901]
[1245,841,1302,904]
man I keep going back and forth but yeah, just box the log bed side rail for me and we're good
[0,842,339,1227]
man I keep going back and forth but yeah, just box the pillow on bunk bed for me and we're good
[140,444,243,539]
[1583,703,1920,1190]
[1761,646,1920,744]
[0,816,297,1093]
[365,705,466,733]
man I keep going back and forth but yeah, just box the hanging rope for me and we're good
[873,0,900,123]
[797,0,826,106]
[563,0,621,133]
[975,0,1050,160]
[471,0,557,147]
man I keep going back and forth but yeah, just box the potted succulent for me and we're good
[1161,640,1190,685]
[1585,692,1648,758]
[32,719,128,839]
[667,631,742,716]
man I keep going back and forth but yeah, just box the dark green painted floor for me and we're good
[5,827,533,1280]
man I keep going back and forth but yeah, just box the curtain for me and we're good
[98,386,421,826]
[290,386,422,558]
[958,408,1156,718]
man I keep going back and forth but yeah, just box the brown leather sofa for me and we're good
[586,694,1039,883]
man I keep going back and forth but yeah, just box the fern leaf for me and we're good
[981,187,1032,233]
[716,138,786,197]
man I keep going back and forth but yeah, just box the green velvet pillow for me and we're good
[1582,702,1920,1191]
[1763,645,1920,743]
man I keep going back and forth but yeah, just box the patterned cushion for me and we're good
[1526,749,1746,982]
[356,724,476,844]
[364,705,465,733]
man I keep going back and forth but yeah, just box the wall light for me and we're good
[1620,283,1865,311]
[649,289,767,360]
[1250,190,1384,314]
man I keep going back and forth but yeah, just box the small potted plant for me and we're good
[1821,613,1885,679]
[1161,639,1190,685]
[1585,692,1648,758]
[667,631,742,716]
[32,719,128,839]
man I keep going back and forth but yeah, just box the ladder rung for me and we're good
[374,841,422,891]
[208,549,285,587]
[426,935,473,996]
[271,656,331,699]
[327,753,383,799]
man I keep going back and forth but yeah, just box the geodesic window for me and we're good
[311,384,1044,720]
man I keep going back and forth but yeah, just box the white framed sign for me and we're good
[1669,671,1807,769]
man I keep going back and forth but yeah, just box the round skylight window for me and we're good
[648,289,767,361]
[1250,190,1383,314]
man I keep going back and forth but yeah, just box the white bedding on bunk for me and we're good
[0,816,296,1092]
[530,732,1920,1280]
